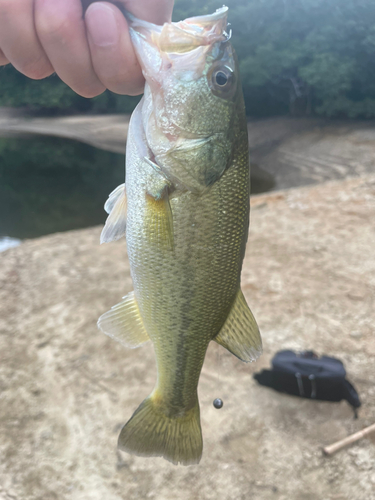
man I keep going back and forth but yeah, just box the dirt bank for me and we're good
[0,175,374,500]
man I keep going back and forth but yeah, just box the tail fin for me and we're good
[118,396,203,466]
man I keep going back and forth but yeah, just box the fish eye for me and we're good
[209,66,235,96]
[215,71,229,87]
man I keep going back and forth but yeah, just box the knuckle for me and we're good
[104,72,144,96]
[0,52,9,66]
[73,83,105,98]
[18,56,53,80]
[36,3,81,42]
[107,81,144,96]
[23,64,53,80]
[126,87,144,97]
[37,14,71,40]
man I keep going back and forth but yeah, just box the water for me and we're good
[0,136,125,241]
[0,236,21,252]
[0,136,274,248]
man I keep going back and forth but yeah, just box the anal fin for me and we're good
[97,291,149,348]
[214,289,262,362]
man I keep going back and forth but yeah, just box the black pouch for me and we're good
[253,350,361,417]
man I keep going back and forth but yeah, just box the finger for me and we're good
[85,2,144,95]
[0,48,9,66]
[120,0,174,24]
[35,0,105,97]
[0,0,53,79]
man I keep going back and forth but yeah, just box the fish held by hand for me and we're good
[98,6,262,466]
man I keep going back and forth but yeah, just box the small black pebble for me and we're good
[213,398,223,409]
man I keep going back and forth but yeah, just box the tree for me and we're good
[0,64,139,114]
[1,0,375,118]
[174,0,375,118]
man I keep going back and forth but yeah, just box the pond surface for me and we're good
[0,136,125,241]
[0,136,274,247]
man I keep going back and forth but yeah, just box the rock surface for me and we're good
[249,119,375,191]
[0,109,129,154]
[1,175,375,500]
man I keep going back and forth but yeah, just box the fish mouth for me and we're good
[126,6,229,52]
[127,7,230,82]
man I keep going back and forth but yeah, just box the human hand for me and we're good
[0,0,174,97]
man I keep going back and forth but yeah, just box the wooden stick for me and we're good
[323,423,375,456]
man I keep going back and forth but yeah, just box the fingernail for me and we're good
[86,3,119,47]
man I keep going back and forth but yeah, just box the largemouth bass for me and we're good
[98,6,262,466]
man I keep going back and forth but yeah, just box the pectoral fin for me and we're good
[101,184,127,244]
[145,194,174,251]
[97,292,149,348]
[104,183,125,214]
[143,158,174,251]
[214,289,262,362]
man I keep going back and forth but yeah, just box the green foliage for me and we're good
[0,65,76,109]
[0,64,140,114]
[174,0,375,118]
[1,0,375,117]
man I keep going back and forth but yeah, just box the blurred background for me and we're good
[1,2,375,498]
[1,0,375,248]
